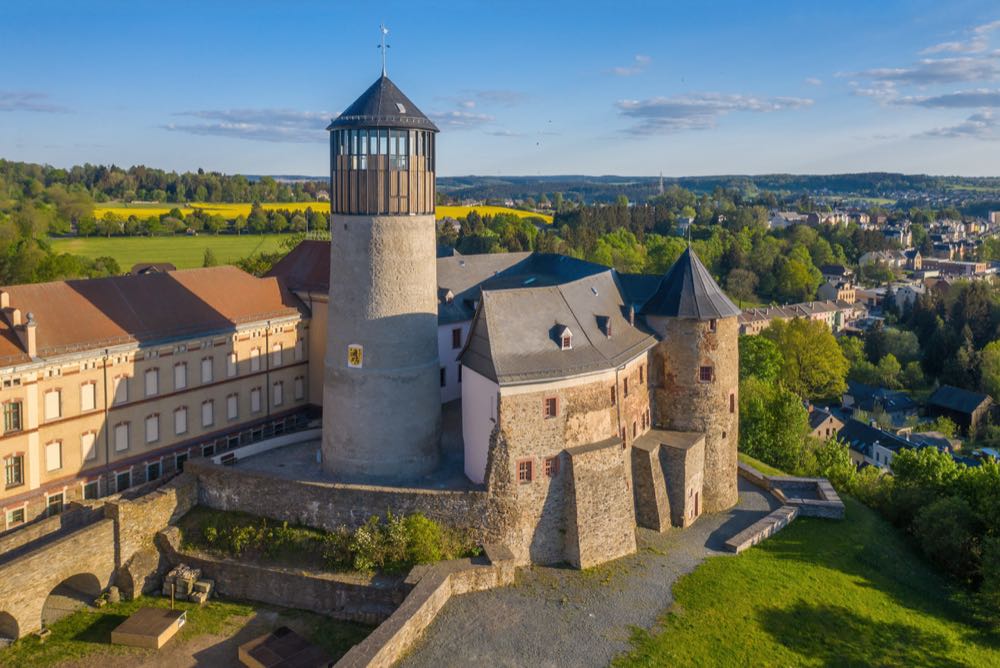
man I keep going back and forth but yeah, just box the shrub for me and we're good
[321,527,353,570]
[912,496,982,583]
[405,514,444,564]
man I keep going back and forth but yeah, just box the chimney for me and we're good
[628,305,635,327]
[24,313,36,358]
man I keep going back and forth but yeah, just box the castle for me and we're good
[0,74,739,570]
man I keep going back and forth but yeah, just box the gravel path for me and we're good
[401,478,778,668]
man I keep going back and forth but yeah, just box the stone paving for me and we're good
[400,477,779,668]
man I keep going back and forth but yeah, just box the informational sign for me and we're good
[347,344,364,368]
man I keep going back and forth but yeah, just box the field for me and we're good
[615,479,1000,666]
[93,202,553,223]
[49,235,286,269]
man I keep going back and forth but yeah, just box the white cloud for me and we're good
[0,91,68,113]
[920,110,1000,139]
[804,77,823,86]
[859,55,1000,85]
[921,19,1000,54]
[607,54,652,77]
[898,88,1000,108]
[164,109,330,143]
[616,93,813,134]
[428,110,496,129]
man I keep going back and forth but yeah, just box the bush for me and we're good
[406,514,444,564]
[912,496,982,583]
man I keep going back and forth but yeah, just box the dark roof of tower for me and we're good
[327,75,438,132]
[640,247,741,320]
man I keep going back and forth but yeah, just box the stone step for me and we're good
[724,505,799,554]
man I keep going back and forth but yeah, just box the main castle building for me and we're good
[0,73,739,570]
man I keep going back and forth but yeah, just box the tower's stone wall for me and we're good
[322,213,441,480]
[648,316,739,513]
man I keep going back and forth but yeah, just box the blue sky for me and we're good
[2,0,1000,177]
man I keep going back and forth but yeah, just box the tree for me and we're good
[726,268,759,304]
[202,248,219,267]
[762,318,849,401]
[616,194,629,208]
[876,354,902,389]
[913,496,982,582]
[739,376,810,473]
[739,335,783,382]
[980,340,1000,400]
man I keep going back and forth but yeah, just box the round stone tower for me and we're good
[641,247,741,513]
[322,74,441,479]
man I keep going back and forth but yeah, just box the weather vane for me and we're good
[379,24,390,76]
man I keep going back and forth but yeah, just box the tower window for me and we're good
[624,378,629,397]
[639,365,645,384]
[440,368,446,387]
[700,366,714,382]
[517,459,533,484]
[544,457,559,477]
[611,386,617,406]
[543,397,558,418]
[730,392,736,413]
[709,319,718,332]
[452,328,462,349]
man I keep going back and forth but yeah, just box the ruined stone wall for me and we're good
[492,357,649,564]
[104,472,197,566]
[0,518,116,639]
[564,441,637,569]
[157,526,398,625]
[649,316,738,513]
[186,459,490,539]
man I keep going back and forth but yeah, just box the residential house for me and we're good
[926,385,994,436]
[817,281,857,304]
[807,406,843,441]
[842,381,919,427]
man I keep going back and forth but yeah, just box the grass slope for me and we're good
[49,235,286,269]
[0,595,370,668]
[615,496,1000,667]
[738,452,786,477]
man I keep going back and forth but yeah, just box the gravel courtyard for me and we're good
[401,478,779,668]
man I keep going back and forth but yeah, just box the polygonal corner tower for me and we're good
[641,247,741,513]
[322,75,442,479]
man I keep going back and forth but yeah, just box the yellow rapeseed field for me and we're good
[93,202,552,223]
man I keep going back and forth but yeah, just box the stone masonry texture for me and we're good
[323,213,442,480]
[649,315,739,513]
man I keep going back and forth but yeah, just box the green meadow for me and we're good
[49,235,287,270]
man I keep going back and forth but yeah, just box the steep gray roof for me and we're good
[327,75,438,131]
[928,385,992,415]
[437,252,531,325]
[640,247,741,320]
[461,270,656,385]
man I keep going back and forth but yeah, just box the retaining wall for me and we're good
[156,526,400,625]
[185,459,490,536]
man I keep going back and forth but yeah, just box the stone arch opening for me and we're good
[0,611,18,641]
[42,573,102,628]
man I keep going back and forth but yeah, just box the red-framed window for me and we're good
[544,456,559,477]
[517,459,533,483]
[543,397,558,418]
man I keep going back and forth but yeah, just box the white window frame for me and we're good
[80,382,96,412]
[44,389,62,421]
[145,368,159,397]
[271,343,282,367]
[273,381,284,407]
[174,362,187,390]
[45,440,62,472]
[227,352,238,377]
[201,400,214,428]
[227,394,238,420]
[114,422,130,452]
[145,414,160,444]
[81,431,97,461]
[250,387,262,413]
[174,407,188,435]
[294,376,305,401]
[113,375,129,404]
[250,348,261,372]
[201,356,213,384]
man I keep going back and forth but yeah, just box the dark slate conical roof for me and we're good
[640,247,741,320]
[327,75,438,132]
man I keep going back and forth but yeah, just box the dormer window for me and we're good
[559,328,573,350]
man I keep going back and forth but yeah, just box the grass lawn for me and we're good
[0,595,371,668]
[738,452,787,477]
[614,495,1000,666]
[48,235,287,269]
